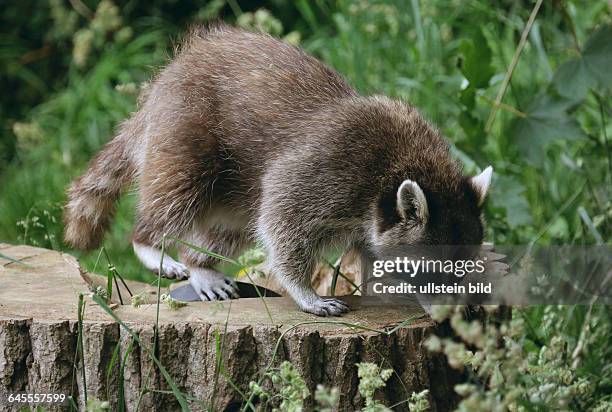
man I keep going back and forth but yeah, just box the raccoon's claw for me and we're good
[302,298,349,317]
[161,261,190,280]
[189,268,239,301]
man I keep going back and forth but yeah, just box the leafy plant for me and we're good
[425,304,611,411]
[357,362,393,412]
[553,25,612,100]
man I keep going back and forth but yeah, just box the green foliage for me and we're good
[513,93,584,165]
[159,293,188,310]
[460,29,495,91]
[130,291,148,308]
[86,398,110,412]
[553,25,612,99]
[314,384,339,412]
[72,0,128,68]
[271,362,310,412]
[247,360,429,411]
[426,304,612,411]
[407,389,430,412]
[490,175,533,227]
[356,362,393,412]
[248,361,310,411]
[457,28,495,156]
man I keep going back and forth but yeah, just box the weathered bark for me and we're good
[0,244,461,411]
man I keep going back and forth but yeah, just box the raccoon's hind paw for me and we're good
[161,261,190,280]
[133,242,190,280]
[189,268,239,301]
[301,298,349,317]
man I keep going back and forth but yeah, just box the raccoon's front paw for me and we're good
[189,268,239,301]
[161,261,190,280]
[300,298,349,317]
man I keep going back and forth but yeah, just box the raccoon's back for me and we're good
[169,25,356,142]
[142,25,358,203]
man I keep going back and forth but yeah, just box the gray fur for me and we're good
[64,24,490,316]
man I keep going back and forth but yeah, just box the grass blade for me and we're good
[169,236,241,266]
[485,0,544,131]
[91,294,191,411]
[578,206,604,245]
[0,252,31,267]
[106,265,113,304]
[106,341,121,404]
[77,293,88,406]
[118,337,135,412]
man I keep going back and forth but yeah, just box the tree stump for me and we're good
[0,244,460,411]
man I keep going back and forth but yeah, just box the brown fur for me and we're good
[64,125,138,250]
[64,24,487,315]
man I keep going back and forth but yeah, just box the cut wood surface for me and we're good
[0,244,460,411]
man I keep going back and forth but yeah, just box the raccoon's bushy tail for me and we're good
[64,129,137,250]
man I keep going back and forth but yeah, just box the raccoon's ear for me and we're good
[470,166,493,206]
[397,179,428,223]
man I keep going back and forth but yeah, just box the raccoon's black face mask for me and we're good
[371,166,493,256]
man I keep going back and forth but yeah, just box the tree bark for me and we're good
[0,244,460,411]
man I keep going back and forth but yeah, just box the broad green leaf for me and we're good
[553,24,612,99]
[459,85,476,110]
[548,218,569,239]
[552,58,596,100]
[582,24,612,89]
[458,110,486,161]
[456,29,493,157]
[513,94,584,166]
[491,176,532,227]
[458,30,494,89]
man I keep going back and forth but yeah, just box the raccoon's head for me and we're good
[370,166,492,255]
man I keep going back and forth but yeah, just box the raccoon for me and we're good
[64,24,492,316]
